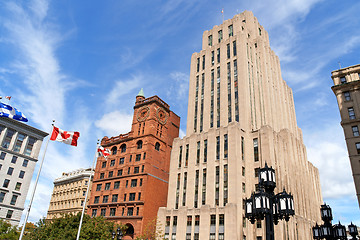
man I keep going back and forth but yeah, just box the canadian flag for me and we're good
[50,126,80,146]
[97,146,111,159]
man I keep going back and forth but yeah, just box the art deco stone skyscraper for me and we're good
[158,11,322,240]
[331,64,360,206]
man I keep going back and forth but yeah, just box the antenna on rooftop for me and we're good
[338,61,342,69]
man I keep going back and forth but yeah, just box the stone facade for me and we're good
[0,117,47,226]
[46,168,93,220]
[87,92,180,239]
[157,11,322,240]
[331,64,360,206]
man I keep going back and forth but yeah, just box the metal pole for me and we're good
[76,140,99,240]
[265,192,275,240]
[19,121,54,240]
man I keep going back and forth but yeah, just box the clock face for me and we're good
[156,107,168,124]
[137,106,150,122]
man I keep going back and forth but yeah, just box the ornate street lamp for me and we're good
[349,222,359,240]
[112,227,123,240]
[313,223,322,239]
[245,163,295,240]
[333,222,346,240]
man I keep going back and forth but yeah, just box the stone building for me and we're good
[87,90,180,239]
[46,168,93,220]
[157,11,322,240]
[331,64,360,206]
[0,117,47,226]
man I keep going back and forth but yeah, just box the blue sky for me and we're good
[0,0,359,226]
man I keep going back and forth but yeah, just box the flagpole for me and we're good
[76,140,99,240]
[19,120,54,240]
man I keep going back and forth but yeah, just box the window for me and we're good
[204,139,208,162]
[197,58,200,72]
[83,191,86,196]
[210,214,216,225]
[15,182,21,191]
[216,136,220,160]
[120,144,126,153]
[211,51,214,65]
[108,171,113,178]
[256,237,262,240]
[128,167,131,174]
[96,184,102,191]
[119,157,125,164]
[100,208,106,216]
[233,41,237,56]
[202,169,206,205]
[208,35,213,46]
[110,208,116,216]
[228,24,233,36]
[348,107,356,120]
[112,194,118,202]
[13,133,25,152]
[3,179,10,188]
[196,141,200,164]
[242,167,245,176]
[344,91,351,101]
[135,154,141,161]
[100,173,105,179]
[175,174,180,209]
[224,134,228,158]
[94,196,100,203]
[219,214,224,225]
[0,192,5,203]
[194,170,199,208]
[114,181,120,189]
[227,43,230,59]
[202,55,206,70]
[138,192,141,200]
[24,137,36,156]
[136,207,139,215]
[137,140,143,149]
[143,152,146,159]
[134,167,139,174]
[111,146,117,155]
[103,195,109,203]
[242,182,246,193]
[218,30,223,43]
[110,159,115,166]
[155,142,160,151]
[140,178,143,186]
[124,194,127,201]
[22,159,29,167]
[117,169,123,176]
[129,193,135,201]
[105,183,111,190]
[241,137,245,160]
[92,209,97,217]
[7,167,14,175]
[0,152,5,160]
[126,180,129,188]
[356,142,360,154]
[173,216,178,226]
[2,129,15,149]
[340,76,346,83]
[224,164,228,205]
[178,146,182,167]
[102,162,106,168]
[215,166,219,206]
[6,210,13,219]
[256,220,262,228]
[185,144,189,167]
[217,48,220,63]
[131,179,137,187]
[353,126,360,137]
[182,172,187,206]
[11,156,17,164]
[127,207,133,216]
[253,138,259,162]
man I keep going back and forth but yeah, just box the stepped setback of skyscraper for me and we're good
[157,10,322,240]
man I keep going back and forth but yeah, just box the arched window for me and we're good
[120,144,126,153]
[111,146,117,155]
[137,140,143,149]
[155,142,160,151]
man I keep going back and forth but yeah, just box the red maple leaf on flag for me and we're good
[61,131,71,139]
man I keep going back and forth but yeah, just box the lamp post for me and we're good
[245,163,295,240]
[112,227,123,240]
[312,204,358,240]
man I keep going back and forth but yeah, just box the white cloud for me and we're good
[95,111,133,137]
[166,71,189,101]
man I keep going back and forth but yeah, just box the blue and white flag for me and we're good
[0,103,28,122]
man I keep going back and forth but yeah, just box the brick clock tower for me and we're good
[87,90,180,239]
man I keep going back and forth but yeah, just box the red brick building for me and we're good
[87,90,180,239]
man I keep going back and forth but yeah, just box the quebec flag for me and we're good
[0,103,28,122]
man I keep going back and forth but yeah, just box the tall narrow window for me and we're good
[13,133,25,152]
[194,75,199,132]
[208,35,213,46]
[210,69,215,128]
[348,107,356,120]
[200,74,205,132]
[196,141,200,164]
[224,134,228,158]
[2,129,15,149]
[185,144,189,167]
[24,137,36,156]
[227,44,230,59]
[216,136,220,160]
[253,138,259,162]
[217,48,220,63]
[218,30,223,43]
[197,58,200,72]
[233,41,237,56]
[227,62,232,122]
[215,166,219,206]
[241,136,245,160]
[178,146,182,168]
[204,139,208,163]
[224,164,228,205]
[217,67,221,127]
[182,172,187,206]
[234,60,239,121]
[202,169,207,205]
[356,142,360,154]
[175,173,180,209]
[228,24,233,36]
[344,91,351,101]
[352,126,359,137]
[211,51,214,65]
[194,170,199,208]
[202,55,205,70]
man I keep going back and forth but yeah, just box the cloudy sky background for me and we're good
[0,0,359,225]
